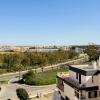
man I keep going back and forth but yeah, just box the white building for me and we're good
[28,48,58,52]
[75,47,84,53]
[57,61,100,100]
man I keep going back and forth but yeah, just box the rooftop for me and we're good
[70,64,100,71]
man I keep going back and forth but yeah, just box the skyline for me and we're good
[0,0,100,45]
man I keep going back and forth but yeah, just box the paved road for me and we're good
[33,91,61,100]
[0,79,56,100]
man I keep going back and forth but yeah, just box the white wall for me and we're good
[64,82,75,100]
[81,75,86,84]
[69,70,100,87]
[86,75,99,87]
[97,74,100,88]
[69,70,77,80]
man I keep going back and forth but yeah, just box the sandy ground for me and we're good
[32,93,53,100]
[0,82,56,100]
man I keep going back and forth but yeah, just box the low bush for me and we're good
[16,88,29,100]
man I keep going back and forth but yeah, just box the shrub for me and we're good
[22,70,36,85]
[16,88,29,100]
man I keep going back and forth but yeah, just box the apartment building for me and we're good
[56,59,100,100]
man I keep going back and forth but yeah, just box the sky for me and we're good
[0,0,100,46]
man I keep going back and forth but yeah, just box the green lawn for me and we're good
[23,67,68,86]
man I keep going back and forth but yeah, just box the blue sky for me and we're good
[0,0,100,45]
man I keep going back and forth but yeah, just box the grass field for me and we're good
[25,66,68,86]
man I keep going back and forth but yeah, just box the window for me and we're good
[88,91,97,98]
[98,91,100,97]
[65,96,70,100]
[75,91,79,98]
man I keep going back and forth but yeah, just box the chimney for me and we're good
[92,61,97,69]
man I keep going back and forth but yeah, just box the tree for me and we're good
[16,88,29,100]
[22,70,36,85]
[84,45,99,61]
[16,64,23,80]
[3,54,13,72]
[38,55,48,72]
[21,57,30,67]
[1,50,78,73]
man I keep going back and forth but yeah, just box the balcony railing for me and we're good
[63,77,86,89]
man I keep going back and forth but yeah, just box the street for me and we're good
[0,79,56,100]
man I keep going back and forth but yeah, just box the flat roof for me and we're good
[57,75,99,91]
[70,65,100,71]
[69,65,100,76]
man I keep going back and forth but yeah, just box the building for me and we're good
[28,48,58,52]
[57,59,100,100]
[75,47,84,53]
[71,46,85,53]
[13,47,28,52]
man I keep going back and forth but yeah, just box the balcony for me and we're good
[63,77,86,90]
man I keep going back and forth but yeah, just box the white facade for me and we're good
[57,64,100,100]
